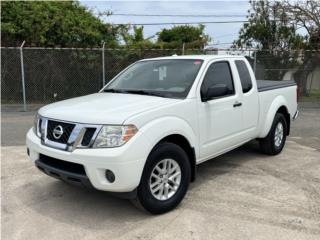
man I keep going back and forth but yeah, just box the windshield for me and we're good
[104,59,203,98]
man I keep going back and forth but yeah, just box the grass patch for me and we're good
[300,90,320,102]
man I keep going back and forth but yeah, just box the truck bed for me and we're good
[257,80,296,92]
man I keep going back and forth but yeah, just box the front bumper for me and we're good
[35,158,94,188]
[26,128,150,192]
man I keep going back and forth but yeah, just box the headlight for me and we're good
[33,114,41,137]
[93,125,138,148]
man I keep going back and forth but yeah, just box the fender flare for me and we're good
[258,96,289,138]
[139,116,197,154]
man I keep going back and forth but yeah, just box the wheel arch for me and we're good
[276,106,290,135]
[258,96,290,138]
[157,134,196,182]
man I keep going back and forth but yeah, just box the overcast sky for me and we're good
[80,0,251,48]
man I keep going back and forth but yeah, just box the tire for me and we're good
[133,142,191,214]
[260,113,287,155]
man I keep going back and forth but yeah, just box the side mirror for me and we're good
[202,84,228,102]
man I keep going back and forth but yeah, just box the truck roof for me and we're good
[141,55,246,61]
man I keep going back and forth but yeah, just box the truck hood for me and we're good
[39,93,180,124]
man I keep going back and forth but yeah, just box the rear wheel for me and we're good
[260,113,287,155]
[132,142,191,214]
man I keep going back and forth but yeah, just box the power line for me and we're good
[112,20,249,26]
[213,32,239,39]
[110,13,247,18]
[209,42,235,46]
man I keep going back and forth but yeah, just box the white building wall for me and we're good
[307,67,320,90]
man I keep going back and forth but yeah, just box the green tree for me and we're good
[281,0,320,94]
[118,25,154,48]
[157,25,210,49]
[282,0,319,50]
[1,1,119,47]
[234,0,304,80]
[235,1,304,50]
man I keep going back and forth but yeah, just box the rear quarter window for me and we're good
[235,60,252,93]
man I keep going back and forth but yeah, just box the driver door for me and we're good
[197,60,244,160]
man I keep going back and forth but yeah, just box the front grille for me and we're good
[39,116,101,151]
[39,154,86,175]
[47,120,75,144]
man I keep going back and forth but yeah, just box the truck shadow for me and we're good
[189,140,265,190]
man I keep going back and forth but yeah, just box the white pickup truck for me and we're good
[27,55,298,214]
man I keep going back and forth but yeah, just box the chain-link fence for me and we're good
[1,47,320,111]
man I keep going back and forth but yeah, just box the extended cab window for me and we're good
[235,60,252,93]
[200,61,234,99]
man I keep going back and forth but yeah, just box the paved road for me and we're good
[1,104,320,239]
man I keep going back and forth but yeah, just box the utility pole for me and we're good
[102,41,106,86]
[20,41,27,111]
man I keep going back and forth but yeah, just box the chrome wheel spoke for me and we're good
[164,159,171,171]
[151,172,161,181]
[169,171,181,180]
[169,164,178,174]
[155,165,163,174]
[150,179,161,189]
[164,184,169,199]
[167,182,174,190]
[158,184,164,198]
[168,178,179,187]
[151,182,163,194]
[163,159,168,171]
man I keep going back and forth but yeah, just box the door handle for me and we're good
[233,101,242,107]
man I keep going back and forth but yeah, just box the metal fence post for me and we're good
[253,50,257,77]
[20,41,27,111]
[182,43,185,55]
[102,41,106,87]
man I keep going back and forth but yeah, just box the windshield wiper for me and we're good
[103,88,165,97]
[103,88,126,93]
[124,90,165,98]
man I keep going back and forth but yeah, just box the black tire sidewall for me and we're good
[270,113,287,154]
[137,142,191,214]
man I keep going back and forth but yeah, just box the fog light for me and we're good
[105,170,115,183]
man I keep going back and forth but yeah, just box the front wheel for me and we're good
[260,113,288,155]
[132,142,191,214]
